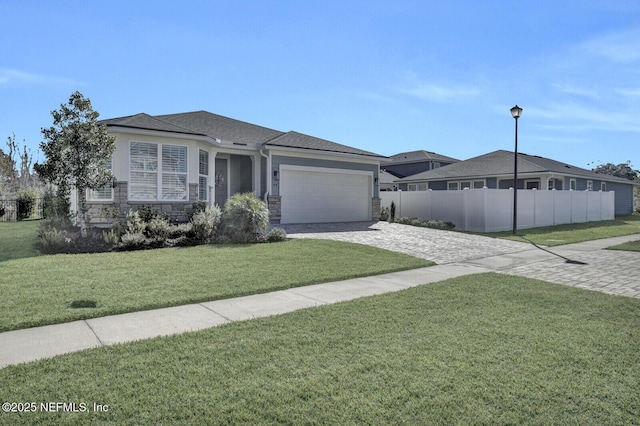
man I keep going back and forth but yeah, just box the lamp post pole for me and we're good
[510,105,523,235]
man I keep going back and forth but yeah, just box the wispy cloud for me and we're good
[527,102,640,133]
[551,82,600,100]
[580,29,640,64]
[615,87,640,97]
[0,69,79,87]
[398,81,483,102]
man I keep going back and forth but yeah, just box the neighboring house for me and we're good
[396,149,637,215]
[80,111,385,224]
[381,150,460,178]
[379,169,401,192]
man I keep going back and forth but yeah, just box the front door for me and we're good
[214,158,228,208]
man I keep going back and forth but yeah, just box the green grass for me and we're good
[608,240,640,252]
[481,214,640,246]
[0,220,40,262]
[0,238,432,332]
[1,273,638,425]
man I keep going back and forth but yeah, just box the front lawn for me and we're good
[608,240,640,252]
[482,214,640,246]
[1,273,638,425]
[0,239,432,332]
[0,220,40,262]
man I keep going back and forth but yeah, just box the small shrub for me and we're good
[379,207,390,221]
[168,223,193,239]
[0,204,5,218]
[222,192,270,243]
[390,201,396,223]
[125,209,146,234]
[190,205,222,243]
[119,232,146,250]
[102,229,120,245]
[136,204,155,223]
[35,228,73,253]
[189,201,208,220]
[395,217,455,230]
[17,188,38,220]
[267,227,287,243]
[146,216,172,242]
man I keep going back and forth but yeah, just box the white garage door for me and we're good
[280,166,372,224]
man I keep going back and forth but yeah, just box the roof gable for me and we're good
[383,150,460,165]
[100,113,204,136]
[265,131,385,157]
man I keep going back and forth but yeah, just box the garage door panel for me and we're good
[280,168,371,224]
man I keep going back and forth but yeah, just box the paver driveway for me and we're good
[281,221,531,264]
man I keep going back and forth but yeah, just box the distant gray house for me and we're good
[77,111,385,224]
[382,150,460,179]
[396,150,637,215]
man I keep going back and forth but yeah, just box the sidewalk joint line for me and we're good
[198,303,234,323]
[83,320,105,347]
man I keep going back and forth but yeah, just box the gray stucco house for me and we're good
[382,150,460,179]
[396,150,637,215]
[80,111,385,224]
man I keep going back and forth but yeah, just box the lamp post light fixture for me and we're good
[510,105,523,235]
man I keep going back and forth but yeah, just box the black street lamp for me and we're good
[510,105,523,235]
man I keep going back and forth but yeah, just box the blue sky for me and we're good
[2,0,639,171]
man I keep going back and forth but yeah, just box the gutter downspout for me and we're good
[260,148,271,203]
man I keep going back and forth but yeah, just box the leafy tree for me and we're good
[591,161,639,181]
[34,91,115,237]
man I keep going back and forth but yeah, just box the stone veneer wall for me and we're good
[86,182,199,224]
[267,195,281,224]
[371,197,381,221]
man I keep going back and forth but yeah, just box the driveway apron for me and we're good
[281,221,532,264]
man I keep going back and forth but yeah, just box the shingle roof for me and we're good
[382,150,460,165]
[265,131,385,157]
[102,111,383,157]
[399,150,634,184]
[100,113,204,136]
[155,111,284,145]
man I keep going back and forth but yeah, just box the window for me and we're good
[432,162,441,169]
[408,184,417,191]
[526,180,540,190]
[418,183,428,191]
[587,180,593,191]
[460,181,471,190]
[601,182,606,191]
[129,141,187,201]
[473,180,485,189]
[448,182,459,191]
[199,150,209,201]
[88,160,113,201]
[570,179,577,190]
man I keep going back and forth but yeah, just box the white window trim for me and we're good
[570,179,577,190]
[601,182,606,191]
[129,141,189,202]
[525,179,541,190]
[198,149,209,202]
[448,179,485,190]
[587,180,593,191]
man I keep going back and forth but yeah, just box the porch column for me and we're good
[251,154,261,198]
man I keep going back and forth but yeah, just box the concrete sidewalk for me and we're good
[1,233,639,369]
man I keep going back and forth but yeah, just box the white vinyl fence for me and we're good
[380,189,615,232]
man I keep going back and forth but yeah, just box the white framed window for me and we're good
[198,150,209,201]
[587,180,593,191]
[129,141,188,201]
[448,182,459,191]
[473,180,485,189]
[526,179,540,190]
[601,182,606,191]
[432,162,441,169]
[460,181,471,190]
[88,160,113,201]
[418,183,427,191]
[570,179,577,190]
